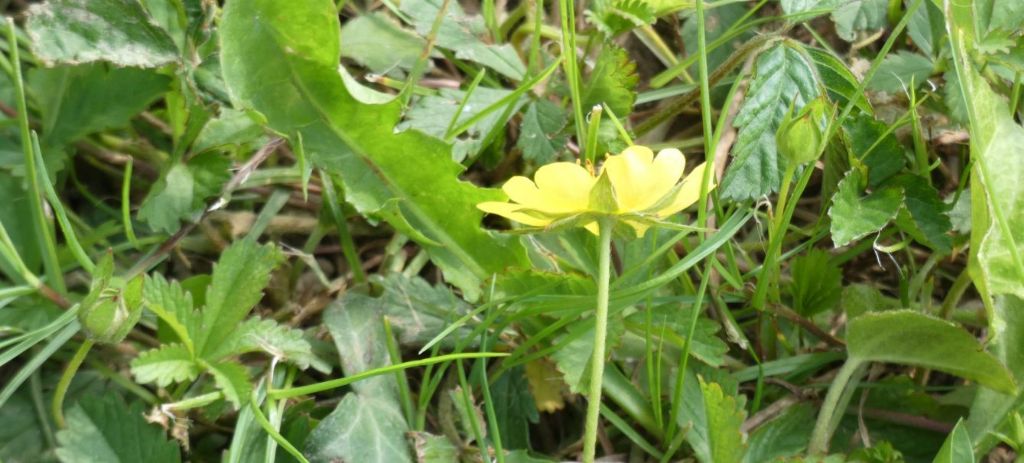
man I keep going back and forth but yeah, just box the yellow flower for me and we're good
[477,145,714,236]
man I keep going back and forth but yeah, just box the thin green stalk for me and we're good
[32,132,95,274]
[29,370,56,450]
[121,158,140,248]
[694,0,716,232]
[809,360,867,455]
[456,360,489,463]
[752,162,797,311]
[602,103,634,145]
[52,339,93,428]
[318,170,367,284]
[249,390,310,463]
[443,70,487,141]
[270,352,506,400]
[6,19,65,294]
[528,0,544,75]
[164,391,224,411]
[582,218,614,463]
[383,317,416,425]
[476,290,505,463]
[584,105,603,163]
[665,263,712,446]
[0,220,39,288]
[559,0,586,149]
[448,59,561,138]
[401,0,451,106]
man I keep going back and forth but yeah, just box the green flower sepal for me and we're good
[78,251,144,344]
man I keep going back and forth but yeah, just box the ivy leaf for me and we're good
[831,0,888,42]
[867,51,935,93]
[55,395,181,463]
[828,169,903,247]
[517,100,567,164]
[25,0,179,67]
[787,249,843,317]
[29,64,171,147]
[130,343,199,387]
[720,43,820,201]
[220,0,529,301]
[322,293,398,398]
[699,378,748,463]
[551,320,624,394]
[581,45,639,116]
[304,394,412,463]
[623,304,729,367]
[398,0,525,80]
[197,239,281,358]
[847,310,1017,394]
[206,360,251,408]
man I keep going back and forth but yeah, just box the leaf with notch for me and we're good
[699,378,747,463]
[304,394,412,463]
[197,239,281,358]
[130,343,199,387]
[829,169,902,247]
[843,114,907,187]
[220,0,529,301]
[25,0,179,67]
[206,360,251,407]
[885,174,952,252]
[581,45,639,116]
[142,273,199,354]
[720,43,821,201]
[868,51,935,94]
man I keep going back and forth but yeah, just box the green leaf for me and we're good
[551,321,624,394]
[142,273,199,354]
[907,0,945,57]
[397,86,520,163]
[682,3,752,73]
[586,0,656,36]
[398,0,525,80]
[623,304,729,367]
[581,45,639,116]
[843,114,907,187]
[806,47,873,115]
[130,343,199,387]
[204,317,316,370]
[197,239,281,358]
[932,420,973,463]
[517,100,567,164]
[29,64,170,146]
[304,394,413,463]
[885,174,952,252]
[743,403,815,463]
[25,0,179,67]
[322,293,399,398]
[828,169,902,247]
[720,43,821,201]
[831,0,888,42]
[220,0,529,300]
[192,108,265,154]
[966,295,1024,453]
[699,377,748,463]
[491,367,539,449]
[366,274,472,348]
[788,249,842,317]
[0,389,48,461]
[847,310,1017,394]
[54,395,181,463]
[206,360,251,408]
[137,164,195,233]
[340,12,425,74]
[868,51,935,93]
[781,0,843,16]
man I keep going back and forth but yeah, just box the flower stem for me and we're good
[809,359,866,455]
[52,339,94,428]
[582,218,614,463]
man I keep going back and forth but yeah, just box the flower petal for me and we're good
[655,161,715,217]
[604,146,685,213]
[478,202,552,227]
[502,176,548,210]
[532,162,596,213]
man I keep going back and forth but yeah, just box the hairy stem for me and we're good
[582,218,614,463]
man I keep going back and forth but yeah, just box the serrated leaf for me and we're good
[843,114,906,187]
[847,310,1016,394]
[142,273,199,354]
[491,367,539,449]
[220,0,529,301]
[831,0,888,42]
[829,170,902,247]
[699,378,747,463]
[25,0,179,67]
[517,100,567,163]
[932,420,973,463]
[205,317,315,369]
[304,394,412,463]
[868,51,935,93]
[586,0,656,36]
[340,12,425,74]
[130,343,199,387]
[788,249,842,317]
[54,395,181,463]
[581,45,638,116]
[885,174,952,252]
[720,43,821,201]
[551,321,624,394]
[29,64,170,147]
[206,360,251,407]
[398,0,525,80]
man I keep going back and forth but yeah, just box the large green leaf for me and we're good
[847,310,1016,394]
[55,395,181,463]
[219,0,528,300]
[339,12,424,74]
[966,295,1024,453]
[26,0,178,67]
[720,43,821,201]
[828,169,902,247]
[304,394,412,463]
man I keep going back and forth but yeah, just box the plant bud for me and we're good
[78,252,144,344]
[777,97,831,165]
